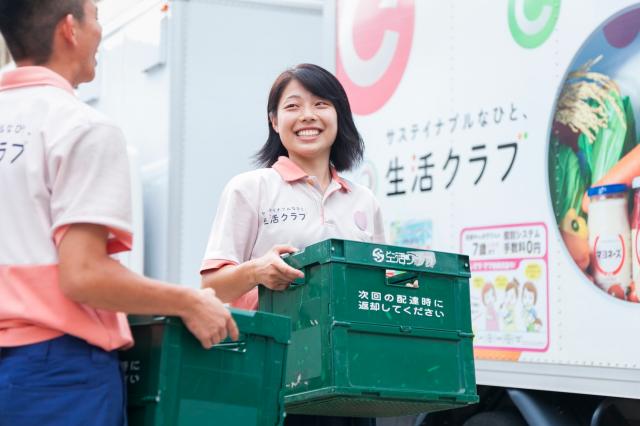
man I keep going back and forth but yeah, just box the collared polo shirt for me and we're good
[0,67,133,351]
[201,156,385,310]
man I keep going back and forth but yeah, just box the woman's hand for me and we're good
[249,244,305,290]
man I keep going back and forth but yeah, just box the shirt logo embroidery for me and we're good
[261,206,307,226]
[0,123,29,165]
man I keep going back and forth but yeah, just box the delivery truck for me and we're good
[82,0,640,424]
[329,0,640,424]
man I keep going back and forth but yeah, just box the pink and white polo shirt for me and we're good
[0,67,133,351]
[201,156,385,310]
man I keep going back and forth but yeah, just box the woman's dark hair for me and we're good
[0,0,86,64]
[255,63,364,172]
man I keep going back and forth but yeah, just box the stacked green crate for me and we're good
[259,239,478,417]
[120,309,290,426]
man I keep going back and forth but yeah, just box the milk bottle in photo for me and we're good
[587,184,631,299]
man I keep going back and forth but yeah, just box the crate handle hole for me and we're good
[213,339,247,353]
[385,270,420,289]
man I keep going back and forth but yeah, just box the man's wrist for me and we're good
[171,286,199,318]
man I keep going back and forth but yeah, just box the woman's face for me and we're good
[271,79,338,164]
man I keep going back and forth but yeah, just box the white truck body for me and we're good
[327,0,640,401]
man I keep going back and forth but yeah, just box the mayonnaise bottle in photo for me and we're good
[587,184,631,299]
[631,177,640,288]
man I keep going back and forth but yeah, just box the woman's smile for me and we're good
[271,79,338,163]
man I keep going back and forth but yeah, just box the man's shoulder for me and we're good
[34,90,125,151]
[43,88,115,129]
[0,85,122,144]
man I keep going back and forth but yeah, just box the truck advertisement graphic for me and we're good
[335,0,640,397]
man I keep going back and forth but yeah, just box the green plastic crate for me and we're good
[119,309,290,426]
[259,239,478,417]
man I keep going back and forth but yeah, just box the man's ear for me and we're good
[270,113,279,133]
[58,14,78,46]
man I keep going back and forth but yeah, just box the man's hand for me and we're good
[181,288,239,349]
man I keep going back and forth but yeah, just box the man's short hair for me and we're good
[0,0,86,64]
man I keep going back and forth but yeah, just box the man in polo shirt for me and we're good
[0,1,238,425]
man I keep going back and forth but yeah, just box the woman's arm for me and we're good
[201,244,304,303]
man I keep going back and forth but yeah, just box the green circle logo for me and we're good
[509,0,560,48]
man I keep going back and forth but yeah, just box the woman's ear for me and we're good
[270,113,279,133]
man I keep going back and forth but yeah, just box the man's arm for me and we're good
[58,223,239,348]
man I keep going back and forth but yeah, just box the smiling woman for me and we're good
[199,62,382,426]
[270,79,338,171]
[200,63,385,310]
